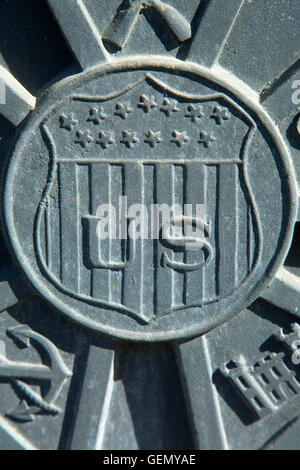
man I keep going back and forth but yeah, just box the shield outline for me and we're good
[34,75,260,323]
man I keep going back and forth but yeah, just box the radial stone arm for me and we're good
[47,0,110,69]
[176,336,229,450]
[185,0,245,66]
[261,267,300,319]
[68,340,115,450]
[0,415,38,450]
[0,66,35,126]
[0,276,34,314]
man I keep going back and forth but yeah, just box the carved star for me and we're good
[115,102,133,119]
[96,131,114,149]
[171,130,189,147]
[185,104,204,123]
[120,130,139,149]
[87,106,106,124]
[145,130,162,148]
[74,130,94,149]
[160,98,180,117]
[198,131,216,148]
[60,113,78,131]
[211,106,230,124]
[138,95,157,113]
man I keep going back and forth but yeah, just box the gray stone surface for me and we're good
[0,0,299,450]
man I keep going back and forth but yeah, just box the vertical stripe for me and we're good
[142,165,155,318]
[140,165,145,315]
[77,164,91,296]
[122,163,142,314]
[185,163,206,306]
[173,165,185,307]
[50,179,61,280]
[58,162,80,292]
[204,165,218,302]
[248,206,255,272]
[90,163,110,300]
[155,163,174,315]
[40,202,46,267]
[110,165,123,304]
[237,165,249,285]
[217,164,238,297]
[45,196,52,269]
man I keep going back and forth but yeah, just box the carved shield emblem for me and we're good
[3,60,296,340]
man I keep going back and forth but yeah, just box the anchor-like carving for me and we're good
[103,0,192,51]
[0,325,72,423]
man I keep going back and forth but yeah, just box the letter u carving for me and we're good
[83,215,136,270]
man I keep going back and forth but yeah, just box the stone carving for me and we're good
[96,131,115,149]
[160,98,180,117]
[185,105,204,123]
[0,0,299,450]
[3,64,297,341]
[74,129,94,149]
[273,323,300,354]
[0,325,71,423]
[221,325,300,421]
[198,131,216,148]
[171,130,189,147]
[144,130,162,147]
[211,106,231,125]
[138,95,158,113]
[114,102,133,119]
[103,0,192,51]
[59,113,78,131]
[87,107,106,124]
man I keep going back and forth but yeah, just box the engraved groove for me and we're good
[72,77,146,102]
[260,57,300,102]
[212,0,245,66]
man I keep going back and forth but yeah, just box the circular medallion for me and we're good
[2,57,297,341]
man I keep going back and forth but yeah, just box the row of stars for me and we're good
[60,102,230,130]
[74,129,216,149]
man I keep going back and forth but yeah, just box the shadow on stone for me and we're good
[115,342,195,450]
[0,0,77,93]
[212,369,257,426]
[286,113,300,151]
